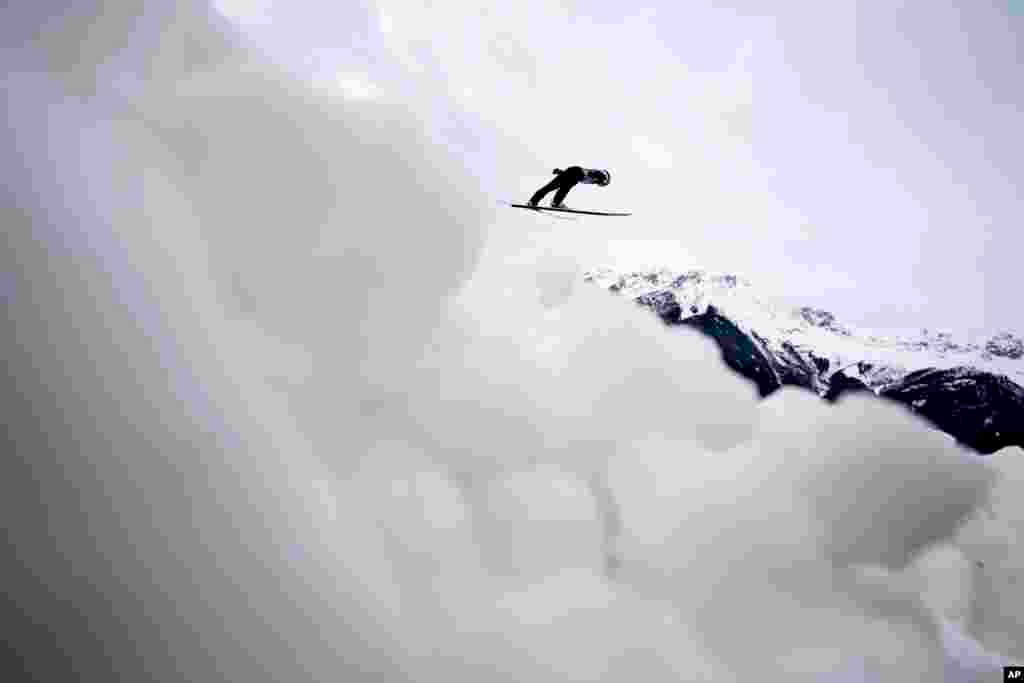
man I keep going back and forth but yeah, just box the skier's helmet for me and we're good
[598,169,611,186]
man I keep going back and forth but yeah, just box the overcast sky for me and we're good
[211,0,1023,338]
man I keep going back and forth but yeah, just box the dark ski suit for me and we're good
[529,166,611,206]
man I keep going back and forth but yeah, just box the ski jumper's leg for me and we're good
[529,176,562,205]
[551,166,584,205]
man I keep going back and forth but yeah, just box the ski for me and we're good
[506,202,631,217]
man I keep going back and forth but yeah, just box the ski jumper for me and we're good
[529,166,610,206]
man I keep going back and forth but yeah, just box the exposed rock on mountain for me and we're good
[585,267,1024,454]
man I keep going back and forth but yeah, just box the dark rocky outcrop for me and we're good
[879,368,1024,454]
[823,371,873,403]
[635,290,683,324]
[677,307,781,397]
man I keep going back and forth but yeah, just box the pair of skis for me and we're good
[504,202,631,217]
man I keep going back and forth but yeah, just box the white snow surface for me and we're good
[584,266,1024,389]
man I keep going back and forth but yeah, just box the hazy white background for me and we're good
[215,0,1024,338]
[2,2,1022,682]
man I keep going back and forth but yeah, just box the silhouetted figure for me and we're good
[529,166,610,208]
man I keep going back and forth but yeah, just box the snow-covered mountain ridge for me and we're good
[584,266,1024,454]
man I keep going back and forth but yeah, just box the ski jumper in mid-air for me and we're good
[528,166,611,208]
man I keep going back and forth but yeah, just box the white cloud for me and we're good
[334,72,379,99]
[212,0,275,25]
[955,447,1024,659]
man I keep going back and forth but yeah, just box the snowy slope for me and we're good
[584,267,1024,454]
